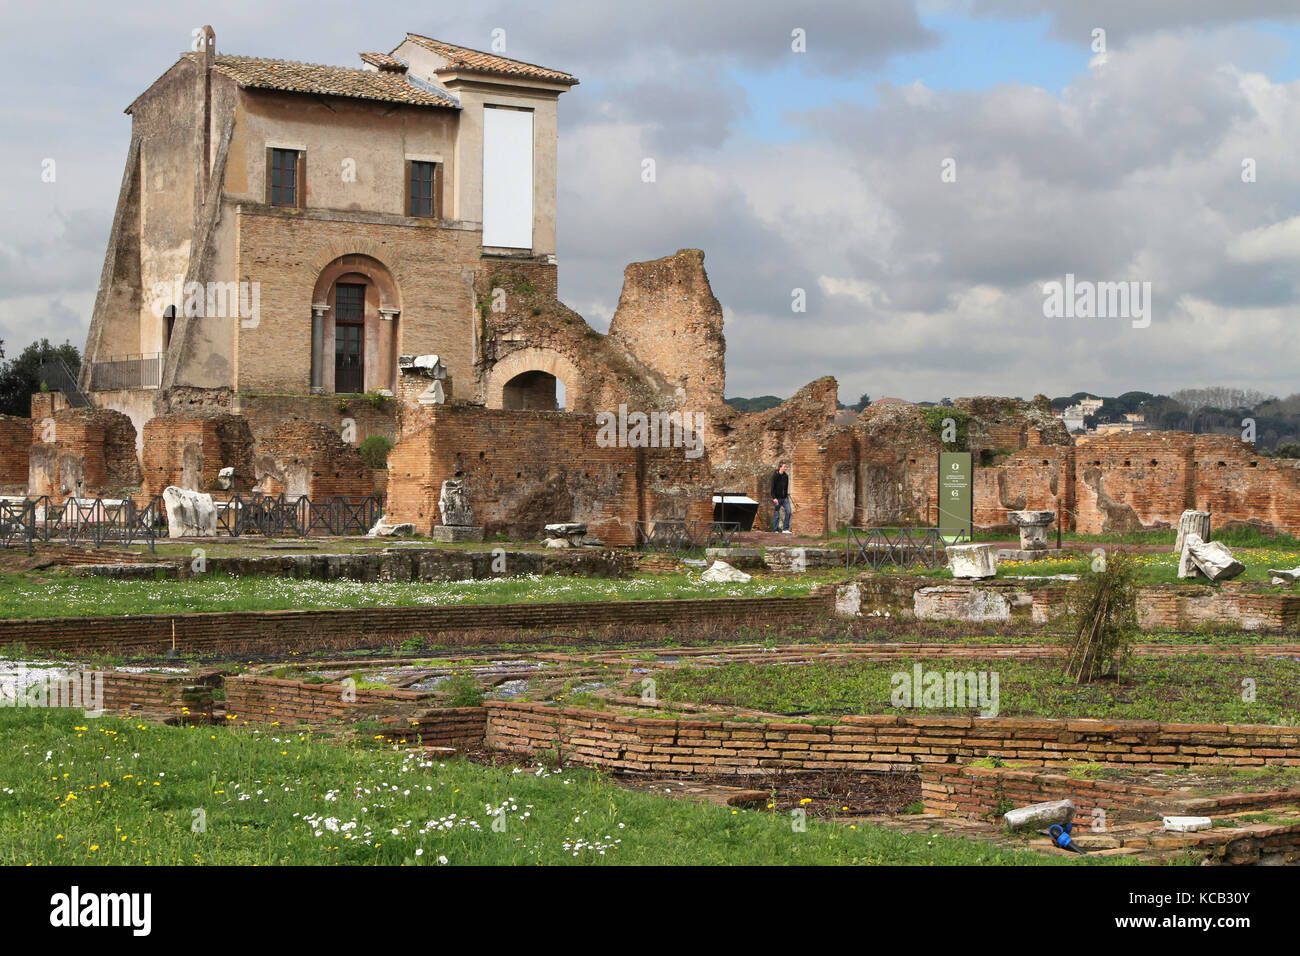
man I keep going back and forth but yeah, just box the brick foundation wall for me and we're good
[224,675,429,725]
[100,671,219,723]
[847,574,1300,632]
[483,704,1300,774]
[920,765,1168,825]
[378,707,488,748]
[0,594,833,658]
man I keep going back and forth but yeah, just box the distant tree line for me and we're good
[1049,389,1300,452]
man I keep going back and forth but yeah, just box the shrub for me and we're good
[442,674,483,708]
[921,406,970,450]
[358,435,393,470]
[1062,552,1139,682]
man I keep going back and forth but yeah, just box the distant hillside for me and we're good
[726,395,784,413]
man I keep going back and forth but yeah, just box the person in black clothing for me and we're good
[771,462,792,533]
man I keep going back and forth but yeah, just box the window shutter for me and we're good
[434,162,444,219]
[296,150,306,208]
[404,160,412,217]
[265,147,273,204]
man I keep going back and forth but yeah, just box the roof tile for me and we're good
[402,34,577,84]
[211,54,457,107]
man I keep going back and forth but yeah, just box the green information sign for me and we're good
[938,452,972,539]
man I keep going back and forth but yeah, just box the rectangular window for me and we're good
[408,160,438,217]
[334,283,365,321]
[269,148,301,207]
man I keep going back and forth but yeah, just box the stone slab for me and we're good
[431,525,484,543]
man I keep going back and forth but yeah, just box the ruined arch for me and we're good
[485,348,583,411]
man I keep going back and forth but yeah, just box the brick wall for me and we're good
[224,675,429,725]
[973,445,1073,528]
[255,419,373,499]
[235,211,484,399]
[100,671,219,723]
[388,403,713,543]
[141,413,255,496]
[0,415,29,492]
[921,765,1168,825]
[606,249,726,417]
[235,392,398,447]
[1192,435,1300,534]
[0,594,832,658]
[28,407,141,502]
[30,392,68,420]
[483,704,1300,774]
[377,707,487,748]
[1073,432,1300,534]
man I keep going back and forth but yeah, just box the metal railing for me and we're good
[215,493,384,537]
[634,519,741,556]
[37,357,92,407]
[845,526,968,570]
[89,353,163,390]
[0,495,160,553]
[0,492,383,552]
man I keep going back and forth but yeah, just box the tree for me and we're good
[0,339,81,417]
[851,393,871,412]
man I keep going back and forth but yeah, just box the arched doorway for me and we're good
[310,255,401,394]
[502,370,562,410]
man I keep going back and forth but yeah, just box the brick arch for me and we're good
[311,253,402,311]
[485,348,584,411]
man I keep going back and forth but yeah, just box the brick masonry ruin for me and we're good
[254,420,372,499]
[17,29,1296,530]
[141,413,255,497]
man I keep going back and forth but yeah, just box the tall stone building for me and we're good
[82,27,577,428]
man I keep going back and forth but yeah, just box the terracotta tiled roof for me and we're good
[360,52,407,72]
[402,34,577,84]
[211,54,457,107]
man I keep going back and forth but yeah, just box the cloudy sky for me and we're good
[2,0,1298,404]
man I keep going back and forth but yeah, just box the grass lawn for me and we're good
[961,527,1300,549]
[0,571,829,620]
[997,546,1300,584]
[652,657,1300,724]
[884,545,1300,585]
[0,709,1098,866]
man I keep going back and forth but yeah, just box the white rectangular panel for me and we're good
[482,107,534,249]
